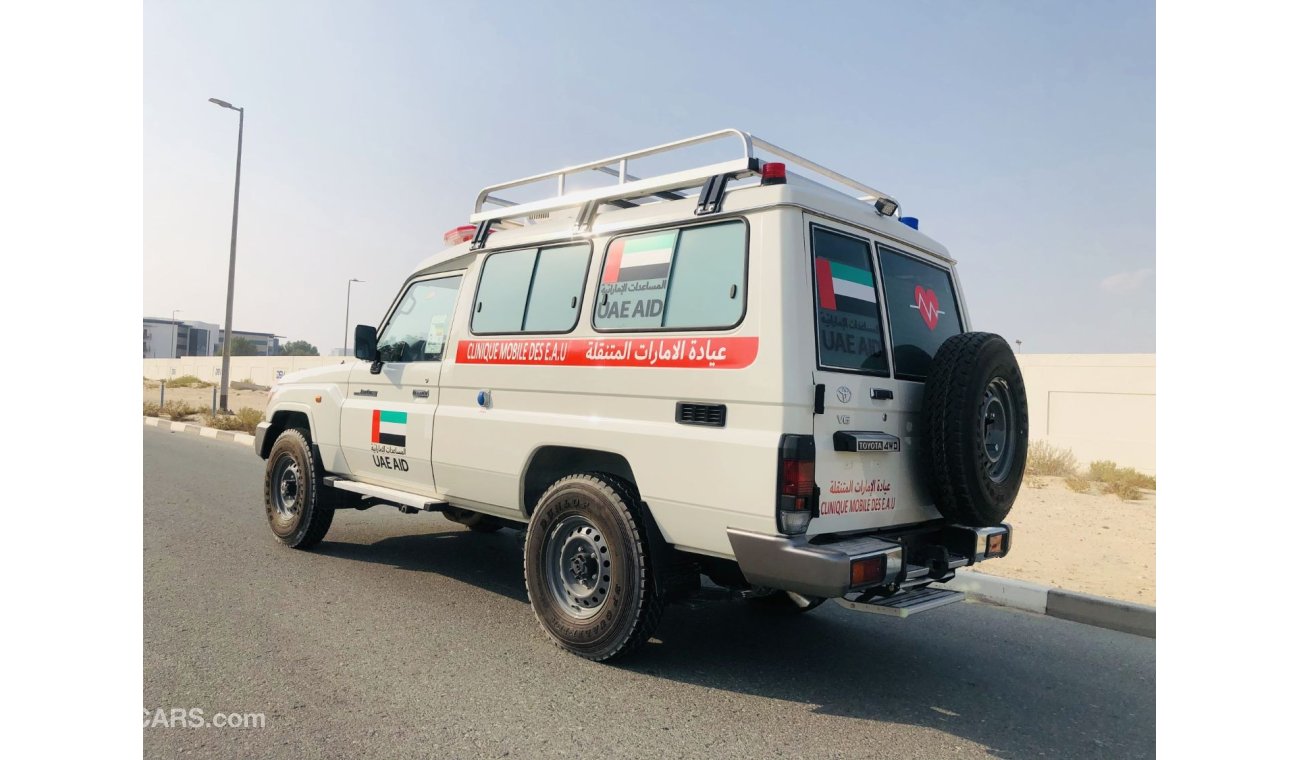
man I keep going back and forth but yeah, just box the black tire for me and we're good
[745,589,826,613]
[264,428,335,549]
[922,332,1029,526]
[523,473,664,661]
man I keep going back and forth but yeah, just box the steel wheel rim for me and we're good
[272,455,302,518]
[981,377,1016,484]
[543,515,611,621]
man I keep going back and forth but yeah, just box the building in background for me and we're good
[214,330,281,357]
[142,318,279,357]
[143,318,187,359]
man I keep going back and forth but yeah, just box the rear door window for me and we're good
[877,246,963,380]
[594,220,746,331]
[811,226,888,374]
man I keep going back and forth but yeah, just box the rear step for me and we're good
[833,587,965,618]
[323,476,448,512]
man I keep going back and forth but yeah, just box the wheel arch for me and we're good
[258,405,315,459]
[520,446,638,516]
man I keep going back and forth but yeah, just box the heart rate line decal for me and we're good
[913,286,942,331]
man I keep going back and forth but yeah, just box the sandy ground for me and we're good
[142,382,1155,603]
[144,381,269,415]
[977,476,1156,605]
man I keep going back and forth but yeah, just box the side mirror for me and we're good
[354,325,378,361]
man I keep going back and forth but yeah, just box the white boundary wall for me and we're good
[1016,354,1155,474]
[143,356,343,387]
[143,352,1156,474]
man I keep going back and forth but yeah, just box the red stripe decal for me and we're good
[370,409,381,442]
[455,337,759,369]
[601,239,624,284]
[815,257,837,310]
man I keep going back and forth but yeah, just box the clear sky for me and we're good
[144,0,1154,355]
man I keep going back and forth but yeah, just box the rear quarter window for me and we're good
[594,220,746,331]
[878,246,963,380]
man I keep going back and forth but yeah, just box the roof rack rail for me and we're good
[469,129,897,226]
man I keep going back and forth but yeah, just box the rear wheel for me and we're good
[263,428,335,549]
[523,473,664,661]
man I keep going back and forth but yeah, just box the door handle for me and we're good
[870,388,894,400]
[412,389,430,399]
[353,389,378,397]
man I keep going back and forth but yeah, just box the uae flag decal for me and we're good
[815,257,876,313]
[602,231,676,283]
[371,409,407,447]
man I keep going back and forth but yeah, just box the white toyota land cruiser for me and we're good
[255,130,1028,661]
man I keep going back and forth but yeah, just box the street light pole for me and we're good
[344,278,364,357]
[171,309,182,358]
[210,97,244,412]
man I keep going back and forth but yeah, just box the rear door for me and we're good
[804,216,954,534]
[339,274,463,495]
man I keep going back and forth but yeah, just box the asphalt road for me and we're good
[144,426,1155,759]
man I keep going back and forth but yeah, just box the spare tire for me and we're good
[921,332,1028,526]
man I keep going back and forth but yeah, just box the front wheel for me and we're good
[523,473,664,661]
[264,428,335,549]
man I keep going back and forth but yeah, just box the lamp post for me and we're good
[344,278,364,357]
[209,97,244,412]
[171,309,182,358]
[1015,339,1023,354]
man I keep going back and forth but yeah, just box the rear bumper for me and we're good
[727,523,1011,599]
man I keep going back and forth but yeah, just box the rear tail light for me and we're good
[850,555,887,588]
[776,434,817,535]
[760,162,787,185]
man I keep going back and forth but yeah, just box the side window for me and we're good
[472,249,534,333]
[522,244,589,332]
[377,276,462,363]
[811,227,888,374]
[877,246,963,380]
[472,243,591,334]
[594,220,746,331]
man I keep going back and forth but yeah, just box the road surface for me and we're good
[144,426,1154,758]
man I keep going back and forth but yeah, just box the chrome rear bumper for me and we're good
[727,523,1011,599]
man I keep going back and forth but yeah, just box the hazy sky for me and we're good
[144,0,1154,354]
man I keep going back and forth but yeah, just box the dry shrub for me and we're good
[230,380,269,391]
[160,400,205,419]
[1089,460,1156,493]
[1064,474,1092,493]
[202,408,264,433]
[1102,480,1143,501]
[1026,476,1047,489]
[167,374,211,388]
[143,401,161,417]
[1026,441,1078,477]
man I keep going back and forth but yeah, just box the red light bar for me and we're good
[443,225,477,246]
[761,162,786,185]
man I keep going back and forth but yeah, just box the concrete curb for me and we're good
[144,417,255,448]
[939,569,1155,638]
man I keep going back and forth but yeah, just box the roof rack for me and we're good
[469,129,897,228]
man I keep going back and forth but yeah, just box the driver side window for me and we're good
[377,276,462,362]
